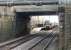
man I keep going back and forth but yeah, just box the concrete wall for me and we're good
[59,5,71,50]
[64,6,71,50]
[0,6,16,42]
[0,16,16,42]
[16,12,30,37]
[0,6,31,42]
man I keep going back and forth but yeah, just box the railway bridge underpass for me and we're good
[0,0,70,50]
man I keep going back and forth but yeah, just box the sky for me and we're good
[31,15,59,25]
[42,15,59,23]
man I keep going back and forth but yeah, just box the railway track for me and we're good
[0,34,41,50]
[29,33,57,50]
[12,33,58,50]
[0,33,58,50]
